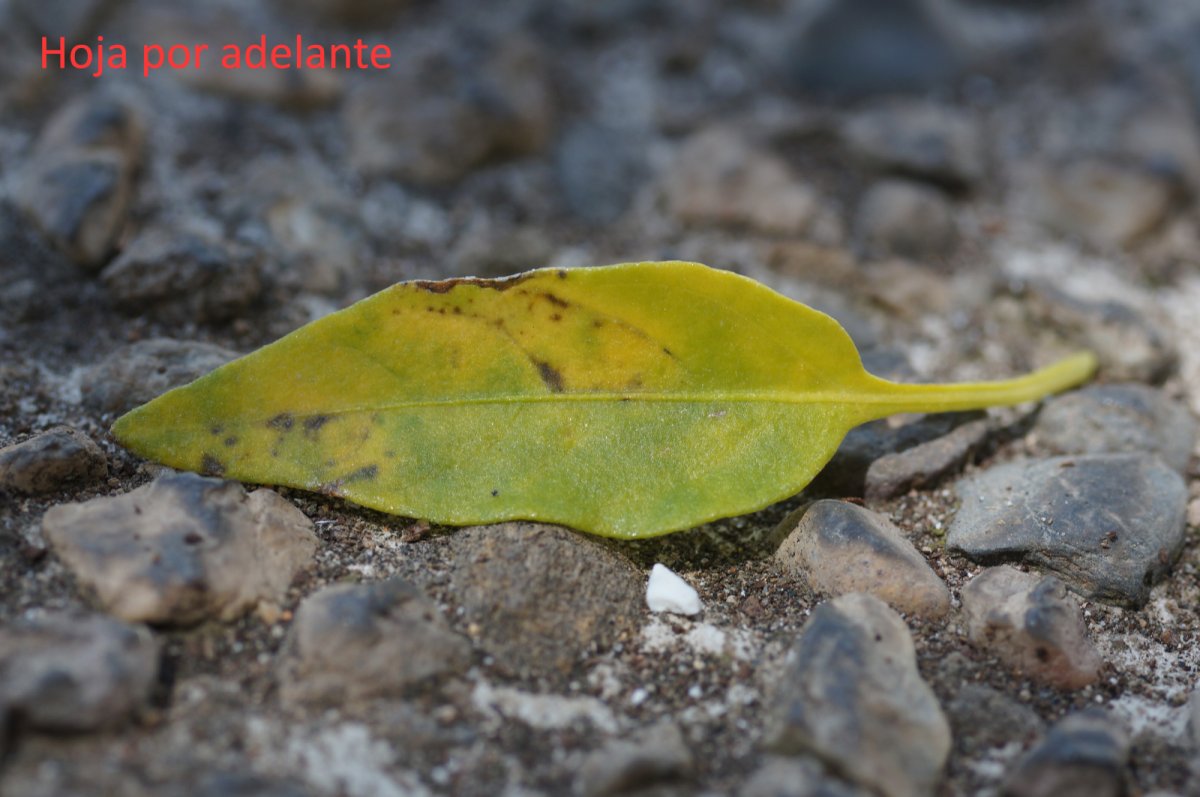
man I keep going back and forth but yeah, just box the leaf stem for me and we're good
[856,351,1099,421]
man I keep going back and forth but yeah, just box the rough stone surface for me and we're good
[556,123,646,225]
[813,411,987,496]
[42,474,317,625]
[739,756,873,797]
[783,0,962,98]
[662,128,821,235]
[844,104,984,188]
[946,684,1045,759]
[767,593,951,797]
[774,501,950,619]
[0,613,158,733]
[960,566,1102,689]
[345,37,552,185]
[1025,283,1177,384]
[14,95,142,270]
[1033,384,1196,473]
[1022,157,1175,249]
[0,426,107,494]
[449,523,642,683]
[948,454,1188,606]
[277,578,471,706]
[855,179,958,260]
[1003,710,1130,797]
[100,224,263,323]
[576,719,693,796]
[80,338,238,415]
[864,417,990,501]
[280,0,409,26]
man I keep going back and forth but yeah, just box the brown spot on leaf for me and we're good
[223,436,238,447]
[533,359,564,392]
[304,415,330,434]
[200,454,225,477]
[209,425,223,436]
[543,292,569,309]
[551,313,562,322]
[412,274,532,294]
[556,269,567,279]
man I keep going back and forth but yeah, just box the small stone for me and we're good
[556,123,646,225]
[42,474,317,626]
[855,180,958,260]
[577,719,693,796]
[646,564,702,616]
[739,757,873,797]
[864,417,990,501]
[0,426,107,494]
[767,593,951,797]
[345,37,552,185]
[450,218,554,278]
[1021,157,1176,249]
[843,103,984,188]
[774,501,950,619]
[99,224,263,323]
[277,578,471,706]
[15,96,142,270]
[1002,710,1129,797]
[960,566,1102,689]
[1025,282,1176,384]
[169,771,311,797]
[1033,384,1196,474]
[449,523,642,683]
[81,338,238,415]
[947,454,1188,607]
[945,684,1045,759]
[783,0,962,98]
[662,128,821,235]
[812,411,986,497]
[0,612,158,733]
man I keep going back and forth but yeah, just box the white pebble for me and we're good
[646,563,702,615]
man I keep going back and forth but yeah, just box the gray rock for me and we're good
[843,104,984,188]
[345,37,552,185]
[774,501,950,619]
[739,756,873,797]
[42,474,317,626]
[1002,710,1129,797]
[813,411,986,496]
[0,612,158,733]
[960,566,1101,689]
[577,720,693,796]
[783,0,961,98]
[947,454,1187,607]
[945,684,1045,759]
[556,123,646,225]
[277,578,471,706]
[170,772,312,797]
[1021,157,1175,249]
[81,338,238,415]
[864,417,990,501]
[855,180,958,260]
[15,96,142,270]
[0,426,107,494]
[100,225,263,323]
[449,523,642,683]
[1033,384,1196,473]
[767,593,951,797]
[661,128,820,235]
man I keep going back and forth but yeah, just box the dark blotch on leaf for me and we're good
[223,436,238,447]
[413,274,531,294]
[543,292,569,309]
[267,413,294,431]
[491,489,499,497]
[304,415,330,434]
[533,359,564,392]
[345,464,378,482]
[200,454,225,477]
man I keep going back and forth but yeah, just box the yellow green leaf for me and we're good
[111,261,1096,538]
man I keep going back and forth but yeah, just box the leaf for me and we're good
[112,261,1096,538]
